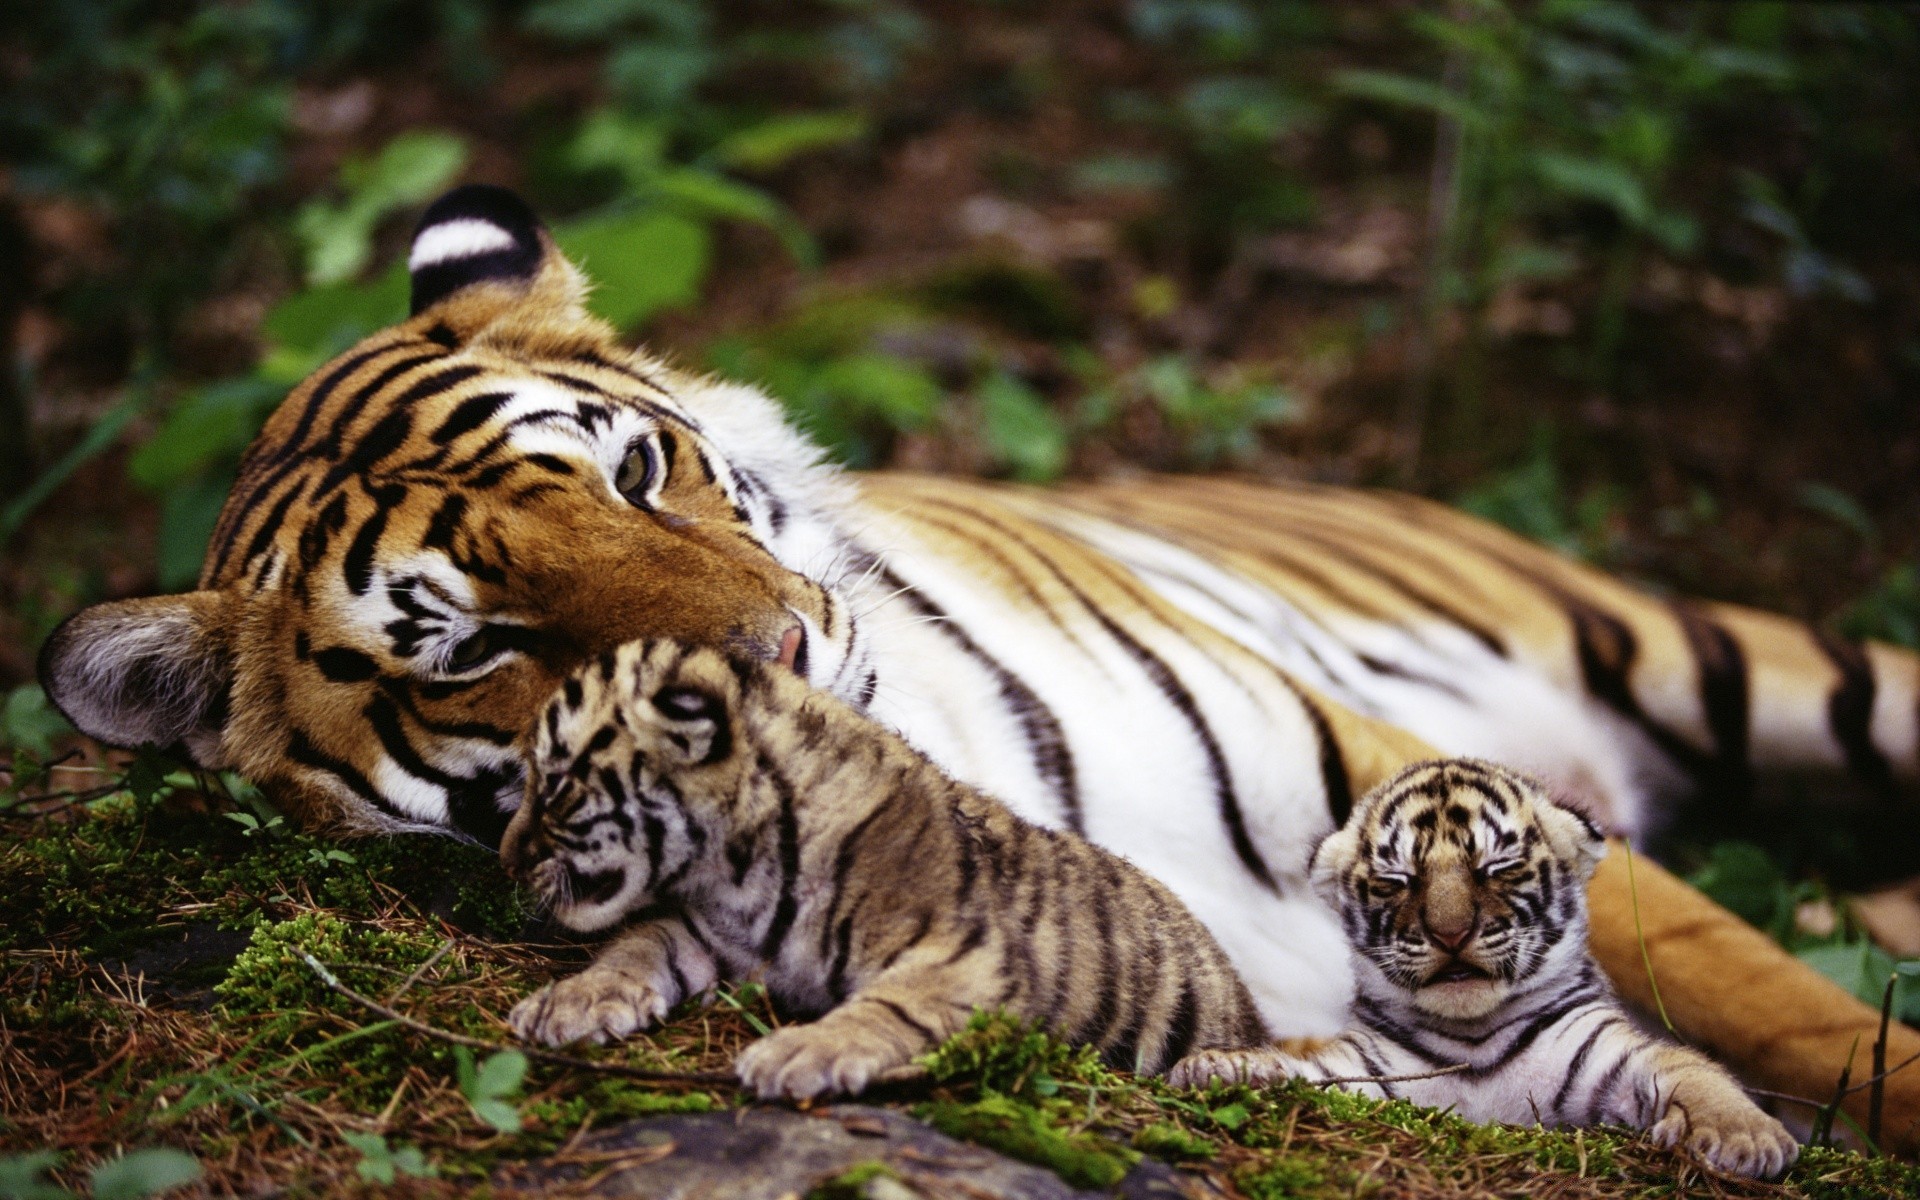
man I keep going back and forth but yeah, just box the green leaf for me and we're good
[123,749,179,806]
[605,41,714,112]
[297,132,468,285]
[2,685,74,759]
[1209,1103,1250,1131]
[341,1131,395,1185]
[129,377,283,491]
[650,170,815,265]
[0,1150,69,1200]
[456,1048,527,1133]
[1,398,139,549]
[1798,482,1879,548]
[713,112,868,172]
[472,1097,523,1134]
[1687,842,1791,936]
[263,267,410,357]
[89,1149,202,1200]
[568,110,669,189]
[979,372,1069,483]
[156,470,235,591]
[555,209,711,331]
[1530,151,1650,227]
[1332,69,1487,131]
[475,1049,529,1099]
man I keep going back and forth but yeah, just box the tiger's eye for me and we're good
[616,440,658,505]
[448,628,500,671]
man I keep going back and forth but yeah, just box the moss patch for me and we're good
[8,801,1920,1199]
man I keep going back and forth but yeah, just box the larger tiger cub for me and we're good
[1170,760,1798,1178]
[502,639,1269,1099]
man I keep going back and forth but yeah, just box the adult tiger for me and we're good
[37,185,1920,1148]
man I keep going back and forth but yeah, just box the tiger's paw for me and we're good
[735,1022,907,1101]
[509,969,670,1047]
[1650,1090,1799,1179]
[1167,1048,1293,1090]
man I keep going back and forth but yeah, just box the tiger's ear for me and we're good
[37,592,233,764]
[406,184,592,341]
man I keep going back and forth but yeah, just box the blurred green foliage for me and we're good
[4,0,1916,650]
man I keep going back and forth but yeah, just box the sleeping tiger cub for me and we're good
[502,638,1269,1099]
[1169,760,1798,1178]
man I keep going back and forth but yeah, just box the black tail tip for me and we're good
[408,184,547,315]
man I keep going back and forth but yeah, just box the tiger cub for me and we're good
[1169,760,1798,1179]
[502,639,1268,1100]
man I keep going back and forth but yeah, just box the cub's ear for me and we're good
[1535,793,1607,881]
[37,592,233,764]
[1307,819,1364,906]
[649,683,735,767]
[405,184,592,341]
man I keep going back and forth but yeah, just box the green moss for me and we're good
[524,1080,719,1132]
[2,803,534,958]
[919,1011,1117,1102]
[804,1160,895,1200]
[918,1095,1138,1191]
[1,802,179,954]
[1235,1156,1327,1200]
[1132,1121,1216,1161]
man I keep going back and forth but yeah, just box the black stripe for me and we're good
[342,485,406,596]
[1159,977,1202,1067]
[1673,603,1752,804]
[867,997,937,1044]
[237,479,308,573]
[1079,598,1276,891]
[1817,631,1897,799]
[757,757,803,960]
[1274,672,1354,826]
[432,391,513,444]
[878,567,1082,831]
[1551,1014,1621,1119]
[286,728,414,825]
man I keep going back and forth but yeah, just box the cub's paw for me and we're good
[1650,1092,1799,1179]
[508,970,670,1047]
[735,1023,906,1101]
[1167,1048,1293,1090]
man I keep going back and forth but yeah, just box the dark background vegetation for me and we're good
[3,1,1920,1192]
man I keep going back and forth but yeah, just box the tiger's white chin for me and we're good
[1411,977,1509,1021]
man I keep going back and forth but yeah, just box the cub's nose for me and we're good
[499,822,548,883]
[1425,918,1476,953]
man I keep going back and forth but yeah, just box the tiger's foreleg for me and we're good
[734,951,993,1101]
[509,915,719,1047]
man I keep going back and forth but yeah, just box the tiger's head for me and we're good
[502,638,795,932]
[38,186,877,844]
[1309,758,1605,1022]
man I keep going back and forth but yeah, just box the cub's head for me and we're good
[1309,758,1604,1022]
[39,186,877,843]
[501,638,795,931]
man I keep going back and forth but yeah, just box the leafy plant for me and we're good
[455,1047,530,1134]
[294,132,470,286]
[339,1132,434,1184]
[0,1148,203,1200]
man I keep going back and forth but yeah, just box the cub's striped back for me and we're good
[503,639,1269,1097]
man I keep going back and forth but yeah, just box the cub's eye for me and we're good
[1368,873,1411,897]
[1485,859,1531,880]
[447,628,504,672]
[615,439,659,507]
